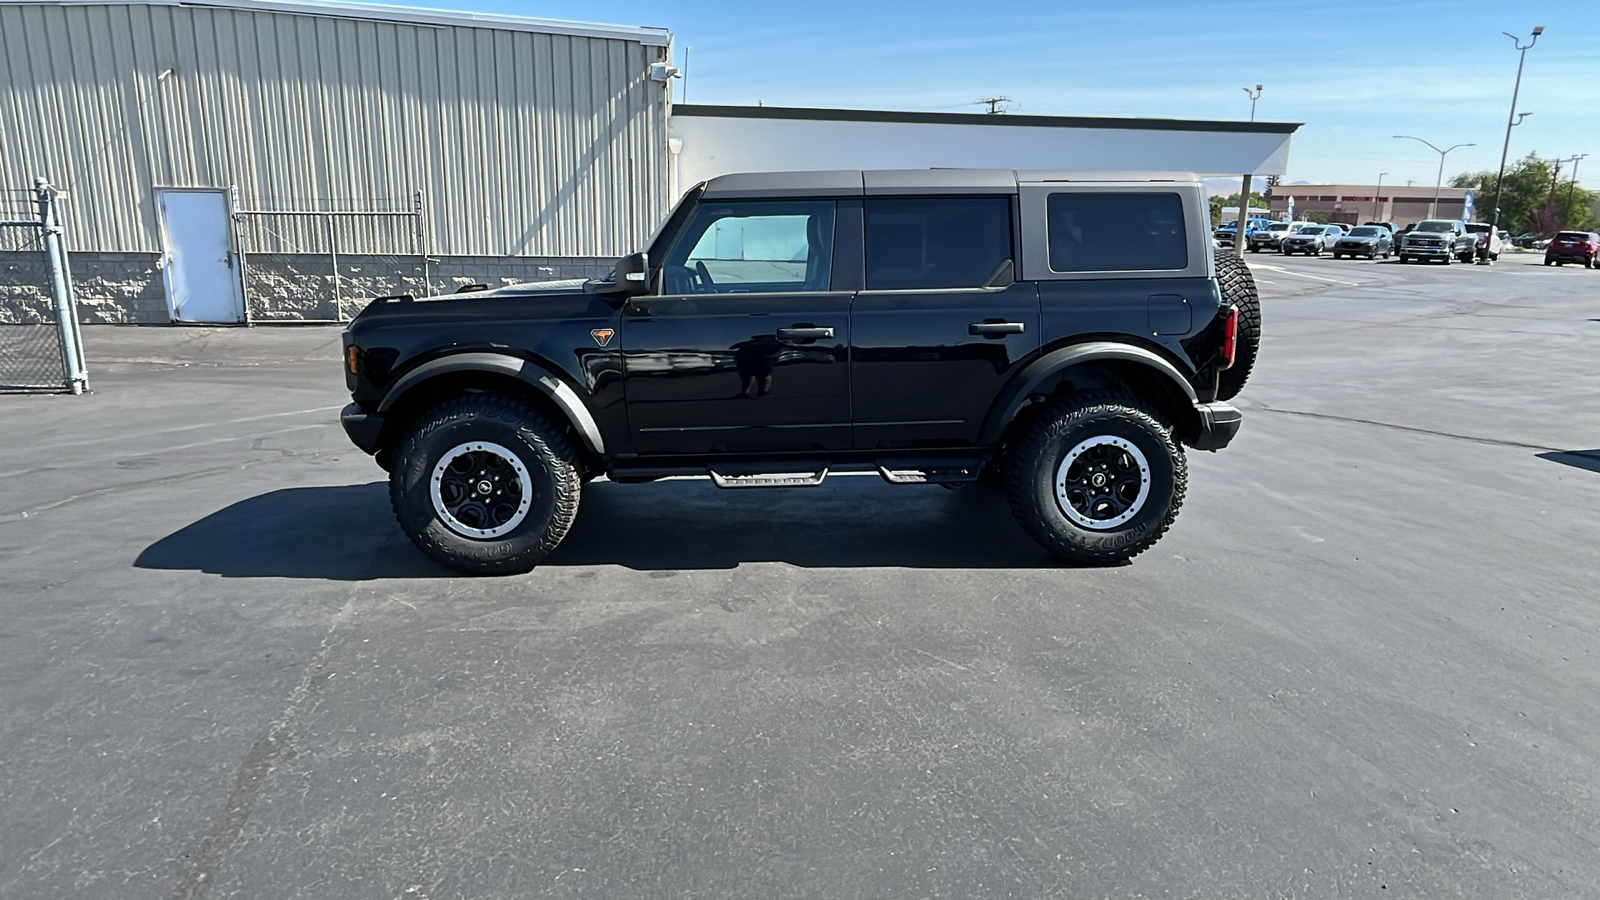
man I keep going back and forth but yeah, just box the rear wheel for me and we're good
[389,394,581,575]
[1005,393,1186,565]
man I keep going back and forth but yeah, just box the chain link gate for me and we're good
[234,193,429,323]
[0,179,88,393]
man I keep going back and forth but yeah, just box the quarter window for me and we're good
[663,201,835,294]
[1046,192,1188,272]
[864,197,1013,290]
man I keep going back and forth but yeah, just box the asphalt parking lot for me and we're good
[3,250,1598,898]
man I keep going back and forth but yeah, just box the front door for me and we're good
[850,196,1040,449]
[157,189,243,323]
[622,199,852,455]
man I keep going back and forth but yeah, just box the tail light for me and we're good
[1220,305,1239,370]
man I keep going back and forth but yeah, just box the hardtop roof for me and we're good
[701,169,1204,199]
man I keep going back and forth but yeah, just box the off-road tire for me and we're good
[389,394,580,575]
[1005,393,1186,565]
[1214,251,1260,402]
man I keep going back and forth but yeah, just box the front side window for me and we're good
[1047,192,1188,272]
[864,197,1013,290]
[662,201,835,294]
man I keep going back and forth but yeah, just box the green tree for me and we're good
[1209,191,1268,226]
[1452,153,1597,233]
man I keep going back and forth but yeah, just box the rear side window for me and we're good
[864,197,1013,290]
[1047,192,1188,272]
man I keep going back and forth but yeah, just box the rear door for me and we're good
[849,195,1039,449]
[621,199,853,455]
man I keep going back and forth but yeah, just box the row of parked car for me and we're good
[1215,218,1599,267]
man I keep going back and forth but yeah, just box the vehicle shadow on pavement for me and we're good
[543,477,1063,570]
[1537,450,1600,474]
[135,483,454,580]
[134,478,1064,576]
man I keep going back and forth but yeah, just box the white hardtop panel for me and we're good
[863,168,1018,194]
[1017,170,1202,185]
[701,170,864,199]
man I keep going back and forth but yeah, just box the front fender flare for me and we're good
[979,341,1199,445]
[377,352,605,454]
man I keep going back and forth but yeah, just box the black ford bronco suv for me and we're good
[340,169,1260,574]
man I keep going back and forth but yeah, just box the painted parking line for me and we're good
[1244,262,1361,286]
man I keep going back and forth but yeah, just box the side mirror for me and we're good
[614,252,651,295]
[586,252,651,300]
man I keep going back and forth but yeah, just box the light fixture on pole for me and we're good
[1243,84,1262,122]
[1393,135,1475,219]
[1489,26,1543,231]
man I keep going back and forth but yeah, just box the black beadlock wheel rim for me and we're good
[1054,435,1152,530]
[429,441,533,539]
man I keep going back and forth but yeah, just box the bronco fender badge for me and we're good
[590,328,615,347]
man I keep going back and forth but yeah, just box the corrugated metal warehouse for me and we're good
[0,0,1300,326]
[0,0,674,323]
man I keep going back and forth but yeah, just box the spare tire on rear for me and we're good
[1214,251,1260,401]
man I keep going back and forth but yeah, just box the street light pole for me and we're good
[1234,84,1263,250]
[1393,135,1475,219]
[1490,26,1544,231]
[1373,172,1386,221]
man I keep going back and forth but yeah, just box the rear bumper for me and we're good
[1189,401,1242,451]
[340,402,384,454]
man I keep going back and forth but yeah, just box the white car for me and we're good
[1280,224,1343,256]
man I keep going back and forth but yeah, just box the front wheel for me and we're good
[1005,394,1186,566]
[389,394,581,575]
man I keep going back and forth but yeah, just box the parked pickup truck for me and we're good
[339,169,1260,574]
[1398,219,1474,264]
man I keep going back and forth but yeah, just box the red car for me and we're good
[1544,231,1600,268]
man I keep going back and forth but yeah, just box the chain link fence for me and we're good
[0,180,87,393]
[235,195,428,322]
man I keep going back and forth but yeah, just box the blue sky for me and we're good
[438,0,1595,189]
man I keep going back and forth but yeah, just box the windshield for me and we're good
[1464,224,1490,234]
[1268,223,1291,233]
[1295,226,1326,235]
[1349,227,1380,237]
[1555,232,1589,241]
[1416,221,1455,233]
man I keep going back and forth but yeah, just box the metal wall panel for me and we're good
[0,2,671,257]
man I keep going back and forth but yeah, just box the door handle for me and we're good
[775,326,834,342]
[969,321,1025,337]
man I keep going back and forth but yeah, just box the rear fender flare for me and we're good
[377,352,605,454]
[979,342,1199,444]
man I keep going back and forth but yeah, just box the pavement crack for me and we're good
[1250,403,1562,452]
[168,597,357,900]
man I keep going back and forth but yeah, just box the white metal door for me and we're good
[157,190,243,323]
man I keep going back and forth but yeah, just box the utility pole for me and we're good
[980,97,1011,115]
[1374,173,1386,221]
[1564,154,1587,229]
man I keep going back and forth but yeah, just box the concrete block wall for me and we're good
[0,253,614,324]
[70,253,167,324]
[0,250,51,324]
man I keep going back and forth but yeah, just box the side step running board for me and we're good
[708,468,829,489]
[876,463,981,485]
